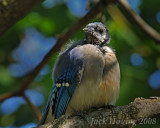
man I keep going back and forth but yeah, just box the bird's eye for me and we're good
[99,29,103,33]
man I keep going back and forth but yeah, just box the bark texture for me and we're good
[0,0,44,36]
[37,97,160,128]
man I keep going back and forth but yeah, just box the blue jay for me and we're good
[39,22,120,124]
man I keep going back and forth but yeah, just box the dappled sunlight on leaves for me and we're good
[130,53,144,67]
[156,11,160,23]
[0,90,44,115]
[128,0,142,14]
[148,70,160,89]
[66,0,89,17]
[8,28,56,77]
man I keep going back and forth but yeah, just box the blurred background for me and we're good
[0,0,160,127]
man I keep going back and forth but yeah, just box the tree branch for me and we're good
[0,91,19,102]
[0,0,114,103]
[117,0,160,44]
[0,0,44,36]
[22,93,42,121]
[37,97,160,128]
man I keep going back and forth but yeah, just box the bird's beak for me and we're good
[83,27,94,35]
[83,27,89,32]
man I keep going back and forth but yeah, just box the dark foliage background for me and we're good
[0,0,160,127]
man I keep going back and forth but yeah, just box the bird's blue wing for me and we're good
[39,85,58,125]
[39,61,84,125]
[53,62,83,118]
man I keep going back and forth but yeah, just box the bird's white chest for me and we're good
[65,46,120,116]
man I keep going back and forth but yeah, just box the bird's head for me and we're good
[83,22,110,46]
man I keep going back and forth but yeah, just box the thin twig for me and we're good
[0,0,114,103]
[117,0,160,44]
[85,0,91,10]
[0,91,20,102]
[22,93,42,121]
